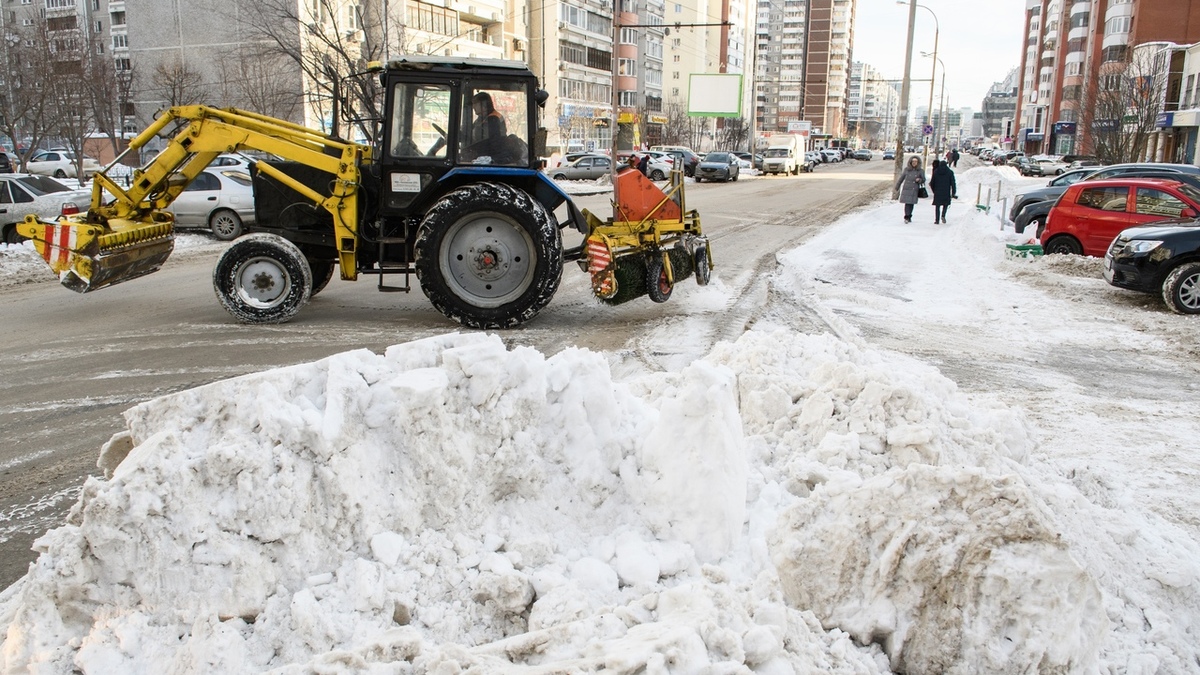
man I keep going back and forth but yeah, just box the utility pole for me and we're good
[894,0,918,183]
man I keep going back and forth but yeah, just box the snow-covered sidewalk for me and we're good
[2,165,1198,673]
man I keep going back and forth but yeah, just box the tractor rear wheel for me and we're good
[213,233,312,324]
[415,183,562,328]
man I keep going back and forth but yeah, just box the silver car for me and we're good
[0,173,90,244]
[166,168,256,240]
[548,154,612,181]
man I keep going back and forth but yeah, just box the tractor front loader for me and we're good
[17,57,711,329]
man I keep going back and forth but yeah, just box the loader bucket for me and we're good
[16,214,175,293]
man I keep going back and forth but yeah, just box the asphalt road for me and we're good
[0,157,895,589]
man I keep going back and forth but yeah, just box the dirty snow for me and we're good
[2,164,1199,673]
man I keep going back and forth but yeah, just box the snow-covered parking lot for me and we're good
[2,164,1199,673]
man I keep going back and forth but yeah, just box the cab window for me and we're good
[388,83,452,159]
[458,83,528,166]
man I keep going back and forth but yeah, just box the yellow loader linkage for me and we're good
[17,105,369,293]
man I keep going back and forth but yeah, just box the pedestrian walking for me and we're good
[929,158,957,224]
[950,149,960,167]
[637,153,649,176]
[894,155,926,223]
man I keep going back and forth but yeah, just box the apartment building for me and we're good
[1014,0,1200,157]
[753,0,854,140]
[848,60,899,147]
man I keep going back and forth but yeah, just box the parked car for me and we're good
[801,151,821,172]
[1014,199,1054,237]
[650,145,701,176]
[26,150,101,180]
[852,149,872,161]
[1009,163,1200,222]
[882,149,896,160]
[1105,219,1200,314]
[733,152,764,171]
[1041,177,1200,257]
[1023,156,1069,176]
[0,152,12,174]
[0,173,90,244]
[819,149,842,163]
[693,151,740,182]
[628,151,675,180]
[548,154,612,181]
[164,168,256,240]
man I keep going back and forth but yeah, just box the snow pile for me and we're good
[0,241,54,288]
[1,316,1114,673]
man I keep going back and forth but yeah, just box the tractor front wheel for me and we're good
[213,233,312,324]
[415,183,562,328]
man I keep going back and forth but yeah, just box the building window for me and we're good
[112,34,126,49]
[620,27,637,44]
[618,58,636,77]
[619,90,638,107]
[94,20,102,33]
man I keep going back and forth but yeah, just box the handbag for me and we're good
[918,185,929,199]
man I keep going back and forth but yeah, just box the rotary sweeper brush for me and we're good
[579,163,711,305]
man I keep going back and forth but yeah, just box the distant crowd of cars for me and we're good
[1008,160,1200,314]
[544,145,877,184]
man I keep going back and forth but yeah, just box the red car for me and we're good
[1041,178,1200,257]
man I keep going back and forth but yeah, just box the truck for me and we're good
[761,134,804,176]
[17,57,711,328]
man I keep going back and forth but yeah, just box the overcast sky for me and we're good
[852,0,1027,114]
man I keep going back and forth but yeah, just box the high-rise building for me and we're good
[848,61,899,148]
[1014,0,1200,157]
[753,0,855,142]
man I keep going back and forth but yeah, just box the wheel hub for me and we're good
[1181,273,1200,309]
[238,259,288,305]
[471,244,509,280]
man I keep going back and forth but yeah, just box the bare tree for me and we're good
[214,45,304,120]
[82,27,135,163]
[717,117,748,152]
[149,58,209,108]
[239,0,384,143]
[1081,48,1169,164]
[0,25,57,169]
[662,100,704,148]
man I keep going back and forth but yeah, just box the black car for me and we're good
[1105,219,1200,314]
[733,151,763,171]
[0,152,12,174]
[1014,199,1054,236]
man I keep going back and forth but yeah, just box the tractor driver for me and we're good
[463,91,508,162]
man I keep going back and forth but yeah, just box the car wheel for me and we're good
[1043,235,1082,256]
[695,176,702,183]
[212,233,312,324]
[551,173,566,180]
[732,171,738,182]
[208,208,244,241]
[53,169,66,178]
[1162,262,1200,314]
[650,169,665,180]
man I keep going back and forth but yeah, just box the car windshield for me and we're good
[14,175,71,195]
[706,153,731,163]
[765,149,789,157]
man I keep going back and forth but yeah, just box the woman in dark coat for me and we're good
[894,155,926,223]
[929,159,957,224]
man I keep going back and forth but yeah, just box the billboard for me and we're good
[687,74,743,117]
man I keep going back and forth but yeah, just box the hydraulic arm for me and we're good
[17,105,371,293]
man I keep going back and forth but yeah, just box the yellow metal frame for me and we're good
[581,168,706,286]
[18,105,372,288]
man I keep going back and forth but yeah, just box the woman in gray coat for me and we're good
[894,155,926,223]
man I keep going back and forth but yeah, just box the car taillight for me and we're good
[60,202,80,216]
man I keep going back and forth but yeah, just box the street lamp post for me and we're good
[904,1,938,169]
[921,51,946,160]
[893,1,919,183]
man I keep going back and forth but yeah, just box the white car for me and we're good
[0,173,90,244]
[633,151,677,180]
[25,150,101,180]
[819,149,842,163]
[165,168,256,240]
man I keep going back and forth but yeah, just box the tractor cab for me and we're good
[376,57,549,215]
